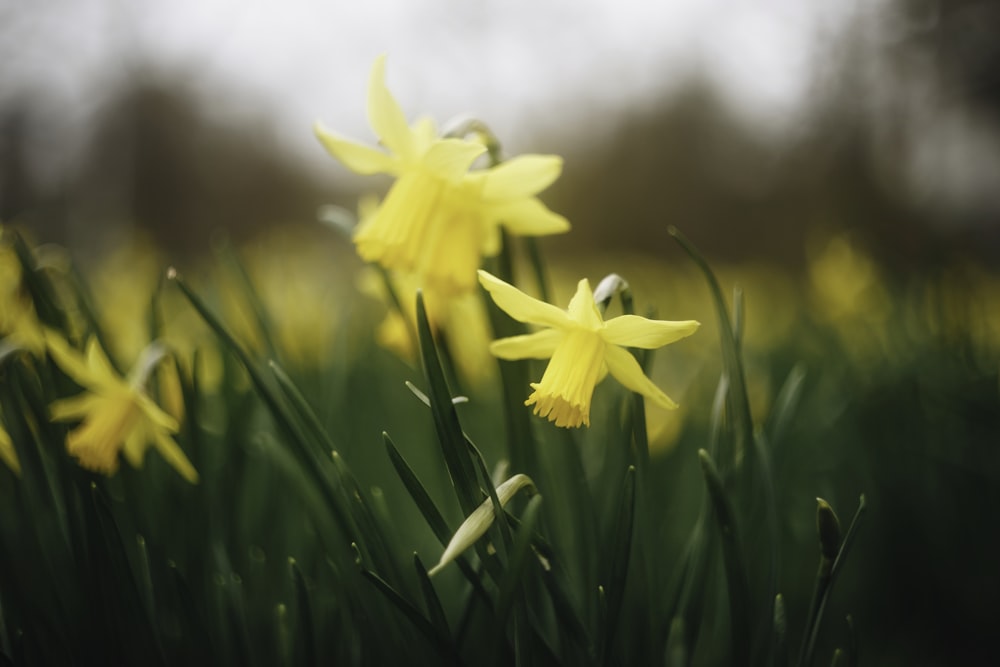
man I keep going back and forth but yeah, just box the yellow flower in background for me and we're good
[315,55,569,295]
[479,270,699,428]
[0,240,46,356]
[46,334,198,483]
[0,423,20,476]
[358,267,495,387]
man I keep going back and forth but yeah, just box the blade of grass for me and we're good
[353,545,463,666]
[289,559,317,667]
[414,553,451,637]
[169,271,360,548]
[669,227,754,471]
[415,291,480,515]
[698,449,750,666]
[600,465,636,666]
[493,495,543,662]
[383,433,492,607]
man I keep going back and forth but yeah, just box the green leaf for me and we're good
[698,449,750,666]
[767,364,807,450]
[289,559,317,667]
[415,290,480,516]
[355,549,462,665]
[494,495,544,650]
[383,432,492,607]
[600,466,636,666]
[669,227,754,472]
[414,553,451,637]
[773,594,789,667]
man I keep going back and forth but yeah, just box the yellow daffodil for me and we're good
[479,270,700,428]
[45,334,198,483]
[0,423,20,476]
[315,55,569,295]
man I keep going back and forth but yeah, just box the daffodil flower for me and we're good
[479,270,700,428]
[315,55,569,294]
[45,334,198,483]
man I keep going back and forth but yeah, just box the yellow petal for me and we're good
[482,155,562,200]
[45,332,97,389]
[603,344,678,410]
[477,271,571,329]
[422,139,487,182]
[367,54,416,161]
[85,338,120,384]
[314,123,398,175]
[136,393,180,432]
[152,429,199,484]
[50,394,102,422]
[489,329,562,360]
[602,316,700,349]
[490,198,571,237]
[566,279,603,330]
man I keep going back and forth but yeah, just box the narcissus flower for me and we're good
[479,270,699,428]
[315,55,569,294]
[46,334,198,483]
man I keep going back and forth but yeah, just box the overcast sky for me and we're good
[2,0,869,175]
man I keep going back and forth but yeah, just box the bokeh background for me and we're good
[2,0,1000,663]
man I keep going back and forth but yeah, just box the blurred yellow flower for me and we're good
[0,240,45,356]
[46,334,198,483]
[0,423,19,476]
[358,267,495,387]
[315,55,569,295]
[479,270,699,428]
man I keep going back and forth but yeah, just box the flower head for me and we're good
[315,55,569,294]
[46,333,198,483]
[479,270,699,428]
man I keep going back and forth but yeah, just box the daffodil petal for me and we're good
[603,316,700,349]
[137,394,180,432]
[604,345,679,410]
[567,279,603,329]
[86,338,119,383]
[314,124,398,175]
[153,430,199,484]
[482,155,563,200]
[489,329,563,360]
[411,116,438,154]
[50,394,102,421]
[422,139,487,182]
[367,54,415,161]
[45,332,97,389]
[477,270,571,329]
[492,199,571,237]
[122,422,147,467]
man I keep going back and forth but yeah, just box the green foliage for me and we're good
[0,226,996,665]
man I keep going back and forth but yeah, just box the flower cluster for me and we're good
[317,56,700,428]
